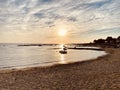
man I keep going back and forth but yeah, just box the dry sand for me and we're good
[0,48,120,90]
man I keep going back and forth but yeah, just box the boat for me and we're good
[59,50,67,54]
[59,45,68,54]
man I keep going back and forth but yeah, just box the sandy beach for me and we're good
[0,48,120,90]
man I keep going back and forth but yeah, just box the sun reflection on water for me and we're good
[58,44,68,64]
[60,54,66,64]
[60,44,64,49]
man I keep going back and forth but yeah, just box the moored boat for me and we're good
[59,50,67,54]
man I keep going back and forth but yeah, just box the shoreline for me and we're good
[0,48,119,90]
[0,47,106,73]
[0,48,107,73]
[0,53,107,74]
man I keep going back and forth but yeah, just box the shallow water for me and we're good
[0,44,106,69]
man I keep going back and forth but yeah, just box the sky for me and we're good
[0,0,120,44]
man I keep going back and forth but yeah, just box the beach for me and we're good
[0,48,119,90]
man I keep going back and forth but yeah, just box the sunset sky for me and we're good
[0,0,120,43]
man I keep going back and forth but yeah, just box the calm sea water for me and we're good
[0,44,106,69]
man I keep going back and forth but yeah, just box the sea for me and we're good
[0,43,106,70]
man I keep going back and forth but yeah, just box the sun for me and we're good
[58,29,67,36]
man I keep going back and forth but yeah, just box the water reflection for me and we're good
[0,44,107,69]
[60,44,64,50]
[60,54,66,64]
[59,44,67,64]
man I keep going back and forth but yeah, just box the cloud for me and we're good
[0,0,120,43]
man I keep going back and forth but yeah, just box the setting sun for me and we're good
[58,29,67,36]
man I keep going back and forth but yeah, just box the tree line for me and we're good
[93,36,120,48]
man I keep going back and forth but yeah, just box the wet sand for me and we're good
[0,48,120,90]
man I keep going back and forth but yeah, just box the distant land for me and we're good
[17,36,120,48]
[0,36,120,48]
